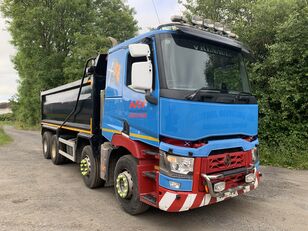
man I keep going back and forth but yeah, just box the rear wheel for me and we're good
[50,135,65,165]
[114,155,149,215]
[42,131,52,159]
[80,145,104,189]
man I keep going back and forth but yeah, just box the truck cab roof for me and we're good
[109,23,250,54]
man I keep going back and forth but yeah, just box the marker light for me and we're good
[213,182,226,192]
[245,173,256,183]
[223,25,232,34]
[214,22,224,32]
[203,19,214,28]
[171,15,187,23]
[169,181,181,189]
[251,147,259,163]
[191,15,203,26]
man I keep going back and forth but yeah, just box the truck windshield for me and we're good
[159,34,251,94]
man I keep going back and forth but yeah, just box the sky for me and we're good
[0,0,184,103]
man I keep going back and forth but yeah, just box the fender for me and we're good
[111,134,156,159]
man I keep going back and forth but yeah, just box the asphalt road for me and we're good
[0,126,307,231]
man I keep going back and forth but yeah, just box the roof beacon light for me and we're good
[223,25,232,34]
[203,19,215,29]
[171,15,187,23]
[167,15,239,40]
[214,22,224,32]
[191,15,203,26]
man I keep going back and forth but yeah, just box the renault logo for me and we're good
[224,154,232,166]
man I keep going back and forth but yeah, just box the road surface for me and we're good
[0,126,307,231]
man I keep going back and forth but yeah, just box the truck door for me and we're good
[122,41,160,147]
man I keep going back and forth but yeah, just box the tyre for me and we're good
[114,155,149,215]
[80,145,104,189]
[50,135,65,165]
[42,131,52,159]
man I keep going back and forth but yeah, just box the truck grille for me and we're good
[201,151,251,174]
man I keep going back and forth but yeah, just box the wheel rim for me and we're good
[43,139,48,154]
[80,155,91,176]
[51,141,56,159]
[116,171,133,199]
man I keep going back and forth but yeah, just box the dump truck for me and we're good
[41,16,261,214]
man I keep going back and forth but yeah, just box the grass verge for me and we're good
[0,127,12,146]
[260,138,308,170]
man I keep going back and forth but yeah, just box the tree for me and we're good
[182,0,308,168]
[1,0,138,126]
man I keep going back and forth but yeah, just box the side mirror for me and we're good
[131,61,152,91]
[86,65,95,76]
[129,44,150,57]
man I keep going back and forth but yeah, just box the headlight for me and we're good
[251,147,259,163]
[160,152,194,176]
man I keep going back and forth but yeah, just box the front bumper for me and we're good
[158,169,261,212]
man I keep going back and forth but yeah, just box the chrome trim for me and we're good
[201,166,257,198]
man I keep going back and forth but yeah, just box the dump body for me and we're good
[41,79,93,131]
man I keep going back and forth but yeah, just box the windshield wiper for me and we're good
[232,91,252,97]
[185,87,221,100]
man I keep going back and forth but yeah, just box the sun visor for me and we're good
[175,25,250,54]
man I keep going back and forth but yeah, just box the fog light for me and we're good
[245,173,256,183]
[169,181,181,189]
[213,182,225,192]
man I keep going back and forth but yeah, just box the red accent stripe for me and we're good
[191,194,204,209]
[167,194,188,212]
[158,191,166,203]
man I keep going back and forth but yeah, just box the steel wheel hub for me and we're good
[116,171,133,199]
[80,156,91,176]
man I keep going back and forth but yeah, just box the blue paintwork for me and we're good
[103,37,160,146]
[105,50,126,97]
[160,138,258,157]
[159,173,193,191]
[109,29,175,54]
[103,28,259,153]
[160,97,258,141]
[101,28,260,192]
[102,49,126,140]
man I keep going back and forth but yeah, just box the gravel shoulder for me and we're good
[0,126,307,231]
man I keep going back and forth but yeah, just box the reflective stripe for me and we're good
[200,194,211,207]
[159,192,177,211]
[102,128,121,134]
[102,128,159,142]
[41,122,91,134]
[179,194,196,211]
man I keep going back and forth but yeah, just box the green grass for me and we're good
[0,127,12,145]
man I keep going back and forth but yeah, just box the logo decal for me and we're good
[129,100,147,109]
[224,154,232,167]
[107,60,121,85]
[128,100,147,118]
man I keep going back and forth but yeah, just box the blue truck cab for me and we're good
[41,17,261,214]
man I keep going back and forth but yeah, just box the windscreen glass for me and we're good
[160,34,250,93]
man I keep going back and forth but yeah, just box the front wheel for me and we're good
[114,155,149,215]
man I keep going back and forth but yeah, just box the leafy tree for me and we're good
[182,0,308,168]
[1,0,137,126]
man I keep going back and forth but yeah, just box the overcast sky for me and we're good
[0,0,184,103]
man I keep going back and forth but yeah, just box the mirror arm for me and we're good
[145,90,158,105]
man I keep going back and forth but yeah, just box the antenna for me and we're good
[151,0,161,24]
